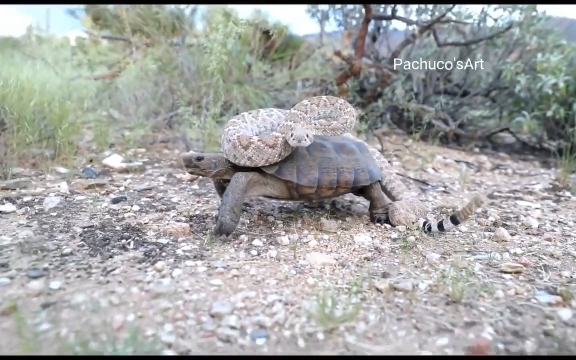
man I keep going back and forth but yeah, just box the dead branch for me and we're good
[334,4,373,91]
[431,23,513,47]
[83,30,133,44]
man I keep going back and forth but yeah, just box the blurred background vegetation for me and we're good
[1,4,576,184]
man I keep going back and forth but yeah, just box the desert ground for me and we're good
[1,134,575,355]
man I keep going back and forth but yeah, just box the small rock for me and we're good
[392,280,413,292]
[154,261,166,272]
[0,278,10,287]
[494,290,504,299]
[535,290,563,305]
[557,308,573,322]
[276,236,290,246]
[43,196,64,211]
[210,301,233,319]
[523,216,539,229]
[305,252,336,267]
[61,248,72,256]
[26,279,45,297]
[80,166,98,179]
[542,233,556,242]
[499,263,525,274]
[211,260,227,269]
[102,154,125,169]
[26,268,46,279]
[164,223,190,236]
[353,233,372,246]
[373,281,391,293]
[491,227,511,242]
[319,218,339,232]
[209,279,223,286]
[249,329,268,344]
[215,327,240,343]
[229,269,240,277]
[171,269,183,278]
[252,239,264,247]
[436,337,449,346]
[0,203,17,213]
[110,196,127,204]
[221,314,240,329]
[49,280,62,290]
[59,182,69,194]
[467,337,491,355]
[159,332,176,345]
[426,253,441,263]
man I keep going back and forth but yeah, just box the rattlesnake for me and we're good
[356,132,485,233]
[221,96,356,167]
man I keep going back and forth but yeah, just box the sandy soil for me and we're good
[1,135,575,355]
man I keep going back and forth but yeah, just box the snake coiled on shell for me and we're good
[221,96,357,167]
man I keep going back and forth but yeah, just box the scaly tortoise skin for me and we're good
[183,135,389,236]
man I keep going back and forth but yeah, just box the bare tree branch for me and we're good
[431,23,514,47]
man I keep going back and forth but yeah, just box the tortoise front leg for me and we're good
[214,173,254,236]
[361,182,393,224]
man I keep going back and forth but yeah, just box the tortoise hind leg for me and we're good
[359,182,392,224]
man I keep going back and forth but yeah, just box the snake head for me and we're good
[286,128,314,147]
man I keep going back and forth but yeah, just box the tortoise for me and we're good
[181,135,390,236]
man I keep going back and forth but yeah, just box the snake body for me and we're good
[221,96,357,167]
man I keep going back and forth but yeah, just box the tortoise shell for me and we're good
[261,135,383,198]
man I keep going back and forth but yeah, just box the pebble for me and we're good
[111,196,127,204]
[499,263,524,274]
[229,269,240,277]
[26,268,46,279]
[171,269,183,278]
[249,329,268,344]
[523,216,539,229]
[276,236,290,246]
[535,290,563,305]
[491,227,511,242]
[557,308,573,322]
[0,203,17,213]
[221,314,240,329]
[154,261,166,272]
[210,301,233,319]
[252,239,264,247]
[49,280,62,290]
[0,278,10,286]
[26,279,45,297]
[216,327,240,343]
[426,252,441,263]
[306,252,336,267]
[43,196,64,211]
[80,166,98,179]
[61,247,72,256]
[353,233,372,246]
[392,280,414,292]
[209,279,223,286]
[211,260,227,269]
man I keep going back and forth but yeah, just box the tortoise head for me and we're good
[181,152,235,179]
[286,127,314,147]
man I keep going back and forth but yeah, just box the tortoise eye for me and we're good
[195,155,204,162]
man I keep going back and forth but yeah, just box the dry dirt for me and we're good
[1,135,575,355]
